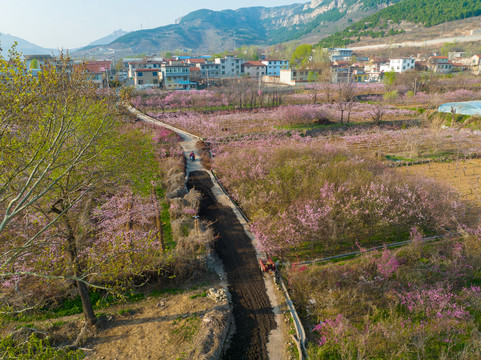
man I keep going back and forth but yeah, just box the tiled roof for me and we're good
[188,59,206,64]
[243,61,266,67]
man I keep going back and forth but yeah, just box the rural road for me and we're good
[349,34,481,51]
[128,106,287,360]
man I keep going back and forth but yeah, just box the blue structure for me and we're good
[438,101,481,116]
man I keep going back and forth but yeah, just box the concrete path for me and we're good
[128,106,288,360]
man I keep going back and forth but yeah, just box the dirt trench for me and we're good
[187,171,276,360]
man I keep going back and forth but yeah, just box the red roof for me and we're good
[189,67,200,72]
[187,58,206,64]
[431,56,448,59]
[135,69,160,72]
[84,60,111,73]
[243,61,266,67]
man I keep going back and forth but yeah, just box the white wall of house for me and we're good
[389,58,415,73]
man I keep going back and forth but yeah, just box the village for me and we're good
[22,46,481,91]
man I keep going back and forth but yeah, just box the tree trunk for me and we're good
[76,272,96,325]
[56,202,96,325]
[152,188,165,252]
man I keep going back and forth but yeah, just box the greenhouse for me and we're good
[438,101,481,116]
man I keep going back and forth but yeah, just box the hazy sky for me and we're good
[1,0,304,49]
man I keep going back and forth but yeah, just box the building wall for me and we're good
[261,60,289,76]
[243,66,266,78]
[214,56,243,77]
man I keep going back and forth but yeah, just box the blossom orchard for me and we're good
[212,137,464,256]
[292,231,481,358]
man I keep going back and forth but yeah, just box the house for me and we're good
[331,65,366,83]
[261,59,289,76]
[197,62,222,79]
[160,61,192,90]
[471,55,481,75]
[189,67,202,82]
[185,58,206,66]
[329,48,353,62]
[388,58,415,73]
[242,61,267,78]
[133,69,161,88]
[83,60,113,88]
[427,56,452,74]
[214,55,243,77]
[128,61,163,79]
[24,55,54,77]
[280,68,323,85]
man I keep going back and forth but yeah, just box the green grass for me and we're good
[385,154,414,162]
[2,290,145,323]
[189,291,208,299]
[170,315,201,343]
[0,334,84,360]
[155,186,175,249]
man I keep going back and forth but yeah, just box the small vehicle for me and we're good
[189,151,195,161]
[259,257,276,274]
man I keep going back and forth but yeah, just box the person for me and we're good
[189,151,195,161]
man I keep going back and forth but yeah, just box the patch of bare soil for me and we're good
[400,158,481,224]
[84,288,229,360]
[187,171,277,360]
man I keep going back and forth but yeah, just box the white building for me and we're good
[214,55,243,77]
[261,59,289,76]
[388,58,415,73]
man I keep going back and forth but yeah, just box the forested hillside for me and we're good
[317,0,481,47]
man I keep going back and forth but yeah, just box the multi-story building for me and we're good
[427,56,452,74]
[133,69,161,88]
[214,55,243,77]
[242,61,267,78]
[197,62,222,79]
[329,48,353,62]
[388,58,415,73]
[261,59,289,76]
[128,61,163,79]
[160,61,191,90]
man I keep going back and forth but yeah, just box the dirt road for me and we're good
[187,171,277,360]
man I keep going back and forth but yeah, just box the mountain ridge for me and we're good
[76,0,400,56]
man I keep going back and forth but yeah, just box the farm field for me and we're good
[402,159,481,218]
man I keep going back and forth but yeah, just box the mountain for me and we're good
[0,33,53,57]
[317,0,481,47]
[88,29,130,46]
[79,0,403,55]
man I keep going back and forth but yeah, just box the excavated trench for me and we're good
[187,170,276,360]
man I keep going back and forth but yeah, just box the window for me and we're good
[138,80,143,84]
[153,79,158,84]
[153,72,158,76]
[138,72,143,76]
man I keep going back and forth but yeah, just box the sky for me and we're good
[1,0,304,49]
